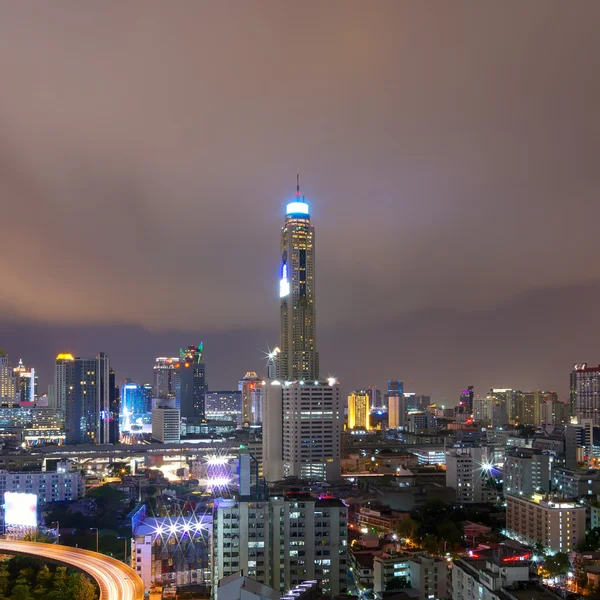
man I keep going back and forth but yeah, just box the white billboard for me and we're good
[4,492,37,527]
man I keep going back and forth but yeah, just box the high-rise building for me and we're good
[0,351,16,404]
[460,386,474,414]
[239,372,262,426]
[387,394,407,429]
[108,367,120,444]
[368,386,382,409]
[504,448,550,496]
[488,388,513,426]
[205,391,242,426]
[153,357,179,399]
[152,400,181,443]
[13,359,37,404]
[213,493,347,595]
[174,344,206,420]
[506,494,585,553]
[473,395,492,422]
[541,398,569,426]
[63,353,111,445]
[277,177,319,381]
[55,353,75,414]
[445,445,497,504]
[266,347,280,379]
[571,363,600,424]
[282,380,342,481]
[387,381,403,397]
[347,391,370,430]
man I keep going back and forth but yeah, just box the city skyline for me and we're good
[1,2,599,400]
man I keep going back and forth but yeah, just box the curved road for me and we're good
[0,540,144,600]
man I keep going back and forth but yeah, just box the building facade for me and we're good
[152,403,181,443]
[504,448,550,496]
[153,357,179,399]
[239,373,262,426]
[348,391,370,430]
[505,494,585,553]
[212,494,347,596]
[205,391,242,426]
[571,364,600,423]
[175,345,206,420]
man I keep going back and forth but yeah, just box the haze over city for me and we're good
[1,1,600,400]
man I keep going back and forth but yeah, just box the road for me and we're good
[0,540,144,600]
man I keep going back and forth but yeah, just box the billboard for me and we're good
[4,492,37,527]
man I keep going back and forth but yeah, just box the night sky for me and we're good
[1,2,599,404]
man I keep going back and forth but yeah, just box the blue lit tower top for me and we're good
[278,174,319,381]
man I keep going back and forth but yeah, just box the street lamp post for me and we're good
[90,528,99,553]
[118,537,127,564]
[51,522,60,544]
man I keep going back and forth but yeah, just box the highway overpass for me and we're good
[0,540,144,600]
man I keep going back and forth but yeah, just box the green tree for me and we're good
[10,585,31,600]
[0,566,10,597]
[386,577,410,591]
[67,573,97,600]
[544,552,571,578]
[52,567,69,594]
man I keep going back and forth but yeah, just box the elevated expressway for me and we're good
[0,540,144,600]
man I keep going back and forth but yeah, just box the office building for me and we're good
[239,372,262,426]
[407,411,436,434]
[0,461,84,506]
[487,389,512,426]
[571,363,600,424]
[388,393,407,430]
[282,380,342,481]
[348,391,370,430]
[504,448,550,496]
[506,494,585,553]
[205,391,242,426]
[13,359,36,404]
[460,386,474,414]
[153,357,179,399]
[445,445,497,504]
[212,493,347,595]
[368,386,382,409]
[262,382,284,482]
[130,505,211,591]
[473,395,492,422]
[277,176,319,381]
[541,398,569,426]
[121,381,148,420]
[552,467,600,498]
[108,368,120,444]
[0,352,16,404]
[152,401,181,443]
[174,344,207,420]
[63,352,111,445]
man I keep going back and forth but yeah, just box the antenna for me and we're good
[296,173,300,196]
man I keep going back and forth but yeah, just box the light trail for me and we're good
[0,540,144,600]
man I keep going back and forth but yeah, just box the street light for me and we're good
[51,522,60,544]
[90,528,99,553]
[117,537,127,564]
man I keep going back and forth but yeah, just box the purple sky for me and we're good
[1,2,599,403]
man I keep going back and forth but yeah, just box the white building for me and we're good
[212,493,347,596]
[445,446,497,504]
[282,381,342,481]
[407,412,436,434]
[0,461,83,505]
[504,448,550,496]
[262,380,342,483]
[217,572,280,600]
[552,468,600,499]
[452,555,530,600]
[373,551,449,600]
[506,494,585,553]
[152,404,180,443]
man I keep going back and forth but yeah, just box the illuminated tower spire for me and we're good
[278,176,319,381]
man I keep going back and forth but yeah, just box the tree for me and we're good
[396,518,419,541]
[532,542,547,558]
[386,577,410,591]
[10,585,31,600]
[544,552,571,578]
[67,573,97,600]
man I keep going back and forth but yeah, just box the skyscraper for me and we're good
[0,351,16,404]
[239,372,261,426]
[13,359,36,404]
[278,176,319,381]
[108,367,120,444]
[174,344,206,420]
[63,353,111,445]
[153,357,179,399]
[460,386,474,414]
[571,363,600,424]
[55,353,75,414]
[348,390,370,430]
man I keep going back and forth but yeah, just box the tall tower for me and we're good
[174,344,206,420]
[278,175,319,381]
